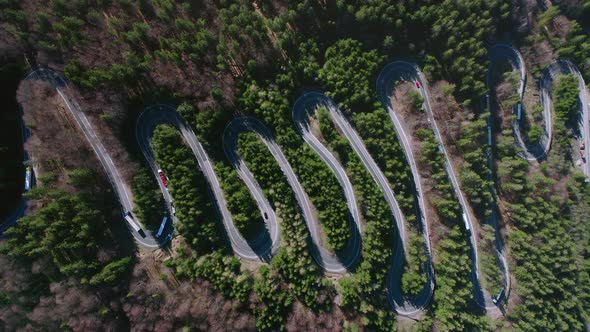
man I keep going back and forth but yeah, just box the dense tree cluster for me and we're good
[151,124,223,253]
[316,106,426,299]
[150,124,264,323]
[458,115,494,218]
[319,39,416,221]
[215,163,265,239]
[253,265,293,331]
[237,132,331,311]
[169,250,252,304]
[1,169,132,284]
[319,39,383,111]
[131,167,164,230]
[343,0,508,101]
[316,112,396,330]
[416,128,462,223]
[433,226,490,331]
[559,21,590,81]
[553,74,580,128]
[493,90,588,330]
[2,0,590,329]
[239,67,352,254]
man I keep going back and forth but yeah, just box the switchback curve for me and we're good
[292,94,363,271]
[138,105,279,261]
[25,68,163,248]
[223,116,352,273]
[377,61,506,311]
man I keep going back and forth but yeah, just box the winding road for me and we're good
[378,61,506,310]
[10,47,587,316]
[138,105,279,261]
[292,92,433,315]
[25,68,163,248]
[488,44,590,174]
[224,116,354,273]
[292,95,363,272]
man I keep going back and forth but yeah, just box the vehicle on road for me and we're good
[263,212,268,220]
[492,289,505,305]
[415,81,420,88]
[158,169,168,187]
[156,216,168,238]
[463,213,470,233]
[170,201,176,215]
[24,166,32,192]
[124,211,142,232]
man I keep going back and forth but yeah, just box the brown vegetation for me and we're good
[17,80,98,185]
[123,261,255,332]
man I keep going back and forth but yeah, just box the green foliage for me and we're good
[151,124,223,253]
[457,115,493,218]
[0,0,29,41]
[316,107,398,330]
[527,124,543,144]
[408,90,425,112]
[1,169,130,285]
[155,17,215,65]
[89,257,133,286]
[319,39,384,111]
[433,226,490,331]
[345,0,499,100]
[253,266,293,331]
[216,163,264,239]
[478,225,503,296]
[319,40,415,220]
[401,234,428,296]
[217,0,269,71]
[416,128,461,224]
[238,132,332,310]
[170,250,252,304]
[131,167,164,229]
[558,21,590,81]
[239,70,352,254]
[508,194,585,331]
[538,6,561,27]
[553,74,580,126]
[494,123,587,330]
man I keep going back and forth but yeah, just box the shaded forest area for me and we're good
[0,59,24,219]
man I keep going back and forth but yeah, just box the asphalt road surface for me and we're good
[26,68,163,248]
[378,61,505,311]
[296,91,433,315]
[139,105,279,261]
[292,94,363,272]
[224,116,353,273]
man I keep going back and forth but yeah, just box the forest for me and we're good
[0,0,589,331]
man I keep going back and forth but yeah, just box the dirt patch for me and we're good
[17,80,100,187]
[391,81,462,248]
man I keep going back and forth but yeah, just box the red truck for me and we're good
[158,169,168,187]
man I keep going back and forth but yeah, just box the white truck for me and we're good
[463,212,470,233]
[124,211,142,232]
